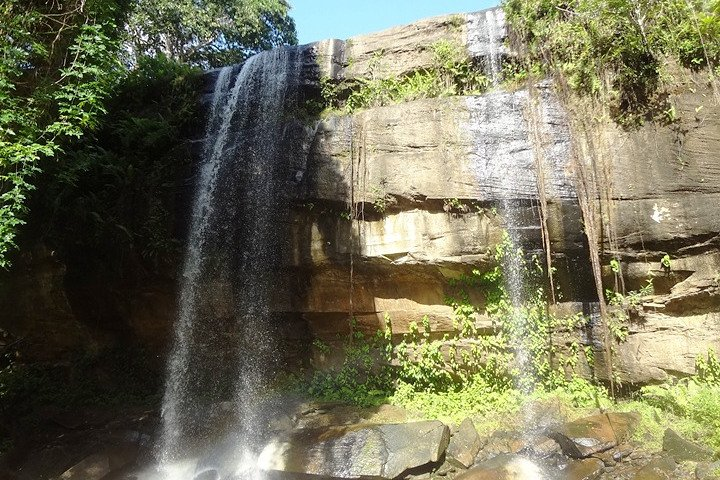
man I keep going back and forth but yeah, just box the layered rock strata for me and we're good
[2,8,719,385]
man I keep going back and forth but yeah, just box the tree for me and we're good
[0,0,127,268]
[503,0,720,125]
[0,0,298,268]
[124,0,297,68]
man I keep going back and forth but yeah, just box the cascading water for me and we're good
[155,46,305,479]
[465,90,538,391]
[465,8,573,394]
[466,7,507,85]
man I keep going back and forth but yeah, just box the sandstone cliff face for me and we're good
[2,8,718,385]
[290,8,720,384]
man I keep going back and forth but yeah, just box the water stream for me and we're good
[466,7,506,85]
[156,46,304,479]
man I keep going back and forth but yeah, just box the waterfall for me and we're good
[156,46,304,479]
[466,8,506,85]
[465,10,574,394]
[465,90,539,393]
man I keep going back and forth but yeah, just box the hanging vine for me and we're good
[526,86,557,304]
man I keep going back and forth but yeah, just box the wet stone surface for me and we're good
[547,412,640,459]
[447,418,483,468]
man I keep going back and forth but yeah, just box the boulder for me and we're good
[454,454,547,480]
[563,458,604,480]
[447,418,483,468]
[59,444,140,480]
[475,430,526,462]
[662,428,712,463]
[59,454,111,480]
[526,436,562,458]
[258,420,450,479]
[632,455,677,480]
[547,412,639,459]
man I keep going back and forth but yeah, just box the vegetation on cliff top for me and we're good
[503,0,720,126]
[317,39,489,115]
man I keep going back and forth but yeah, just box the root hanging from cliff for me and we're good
[526,86,556,305]
[558,80,621,399]
[348,117,368,340]
[571,136,616,399]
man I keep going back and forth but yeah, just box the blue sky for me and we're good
[289,1,500,45]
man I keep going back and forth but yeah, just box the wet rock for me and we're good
[592,443,633,469]
[519,398,569,432]
[630,450,651,461]
[193,470,220,480]
[662,428,713,463]
[526,436,562,459]
[267,414,294,432]
[563,458,604,480]
[633,455,677,480]
[294,401,363,428]
[447,418,483,468]
[696,460,720,479]
[258,420,450,479]
[476,430,525,462]
[593,450,617,467]
[613,444,635,462]
[455,454,547,480]
[59,444,140,480]
[59,454,111,480]
[548,412,639,458]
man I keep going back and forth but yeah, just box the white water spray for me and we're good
[156,46,305,479]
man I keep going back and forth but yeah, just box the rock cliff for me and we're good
[2,7,719,386]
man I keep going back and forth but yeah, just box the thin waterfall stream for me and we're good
[156,46,304,479]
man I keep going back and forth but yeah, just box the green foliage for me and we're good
[306,328,393,407]
[0,1,125,268]
[0,346,160,414]
[302,233,601,422]
[0,0,299,268]
[638,352,720,453]
[696,349,720,386]
[503,0,720,126]
[661,253,672,270]
[605,279,653,342]
[327,40,489,114]
[31,55,202,275]
[430,40,490,95]
[440,232,591,392]
[125,0,297,68]
[443,198,473,215]
[390,376,523,425]
[370,183,391,215]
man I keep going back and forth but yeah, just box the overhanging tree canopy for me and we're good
[0,0,297,267]
[124,0,297,67]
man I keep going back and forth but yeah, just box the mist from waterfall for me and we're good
[156,46,304,479]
